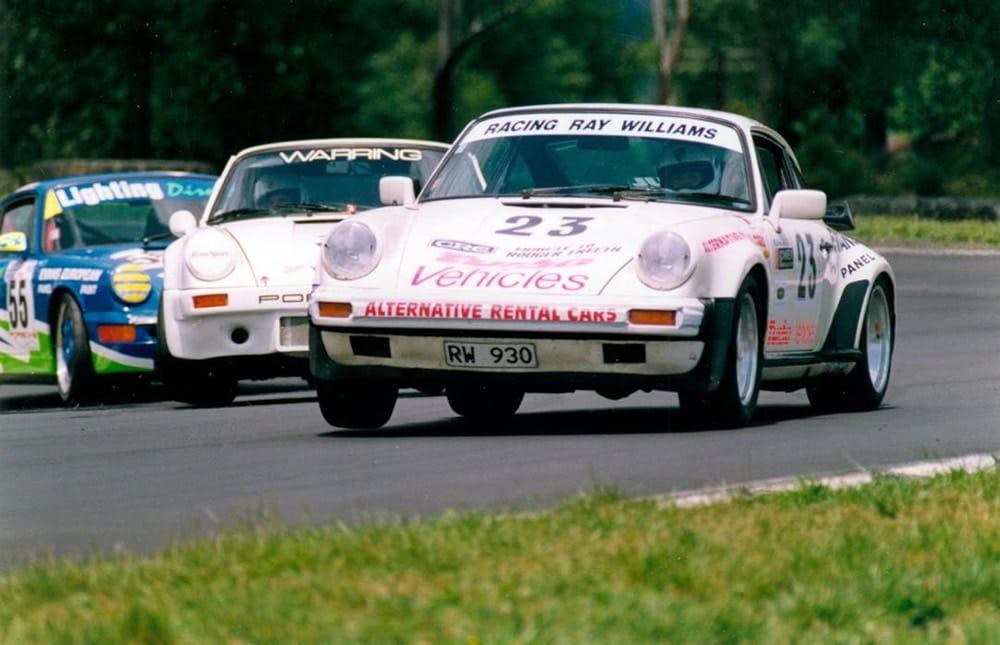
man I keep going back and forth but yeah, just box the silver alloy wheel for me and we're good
[735,291,759,405]
[865,284,892,393]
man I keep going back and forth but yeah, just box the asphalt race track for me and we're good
[1,250,998,570]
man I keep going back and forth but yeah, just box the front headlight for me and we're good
[111,263,152,304]
[185,228,239,281]
[636,231,694,290]
[321,220,379,280]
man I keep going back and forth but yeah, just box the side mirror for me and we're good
[379,176,416,206]
[0,231,27,253]
[823,200,856,231]
[769,189,827,222]
[169,210,198,237]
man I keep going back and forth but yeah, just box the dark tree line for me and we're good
[2,0,998,198]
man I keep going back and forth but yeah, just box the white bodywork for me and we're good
[159,138,449,392]
[308,105,895,428]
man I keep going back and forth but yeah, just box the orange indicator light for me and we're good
[628,309,677,326]
[97,324,137,343]
[318,302,352,318]
[193,294,228,309]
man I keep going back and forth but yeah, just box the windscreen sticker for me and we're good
[464,113,743,151]
[278,148,427,163]
[53,180,166,209]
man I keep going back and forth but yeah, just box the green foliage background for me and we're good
[2,0,999,199]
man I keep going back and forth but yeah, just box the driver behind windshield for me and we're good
[657,143,722,193]
[253,172,306,208]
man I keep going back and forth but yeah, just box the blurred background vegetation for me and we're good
[1,0,998,201]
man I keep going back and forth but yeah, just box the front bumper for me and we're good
[310,296,737,393]
[161,287,311,361]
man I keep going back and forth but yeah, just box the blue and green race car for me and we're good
[0,171,216,404]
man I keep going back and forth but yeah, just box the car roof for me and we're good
[228,138,452,159]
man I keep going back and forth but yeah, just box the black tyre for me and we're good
[446,384,524,422]
[679,275,763,428]
[316,380,398,429]
[156,303,238,406]
[807,278,893,412]
[53,295,96,405]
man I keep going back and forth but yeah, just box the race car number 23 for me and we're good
[496,216,593,237]
[443,341,537,368]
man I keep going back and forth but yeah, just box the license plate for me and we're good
[443,341,537,368]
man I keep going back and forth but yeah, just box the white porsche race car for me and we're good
[308,104,895,429]
[158,138,448,405]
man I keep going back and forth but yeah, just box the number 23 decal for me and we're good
[795,233,817,299]
[496,215,593,237]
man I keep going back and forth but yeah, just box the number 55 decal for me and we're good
[3,260,40,353]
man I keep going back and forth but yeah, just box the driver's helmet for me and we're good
[253,172,306,207]
[657,142,722,193]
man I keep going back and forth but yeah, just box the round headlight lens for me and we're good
[636,231,693,290]
[321,220,379,280]
[111,263,152,304]
[185,228,239,281]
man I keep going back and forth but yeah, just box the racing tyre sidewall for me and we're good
[696,275,762,428]
[54,295,96,405]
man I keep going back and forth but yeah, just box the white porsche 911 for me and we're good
[308,105,895,429]
[158,138,449,405]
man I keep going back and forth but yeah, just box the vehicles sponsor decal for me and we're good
[839,250,879,278]
[361,300,619,323]
[766,319,817,346]
[37,267,103,281]
[410,250,594,291]
[278,148,427,164]
[702,231,767,253]
[464,113,743,151]
[431,239,495,254]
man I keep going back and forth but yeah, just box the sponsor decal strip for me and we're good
[360,300,622,323]
[464,113,743,151]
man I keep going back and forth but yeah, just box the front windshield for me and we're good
[209,143,446,221]
[423,112,751,209]
[44,176,215,250]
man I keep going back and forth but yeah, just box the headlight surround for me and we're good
[111,263,152,304]
[185,228,239,281]
[321,220,379,280]
[636,231,694,290]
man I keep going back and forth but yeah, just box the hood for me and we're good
[393,198,716,297]
[222,215,345,286]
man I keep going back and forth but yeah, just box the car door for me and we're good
[754,133,838,354]
[0,195,44,372]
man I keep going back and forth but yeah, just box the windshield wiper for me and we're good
[520,184,633,199]
[269,202,350,213]
[617,189,752,207]
[207,207,270,224]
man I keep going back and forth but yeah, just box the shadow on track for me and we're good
[318,401,824,439]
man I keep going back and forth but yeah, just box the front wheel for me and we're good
[53,295,96,405]
[156,305,238,406]
[679,276,763,428]
[446,384,524,423]
[807,278,893,412]
[316,380,398,429]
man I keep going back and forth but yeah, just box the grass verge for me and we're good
[1,468,996,643]
[852,214,1000,249]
